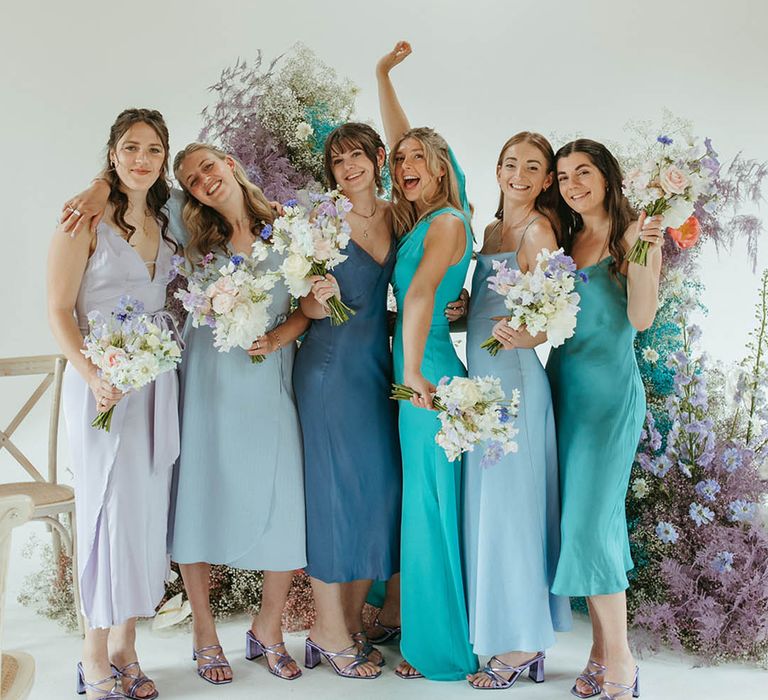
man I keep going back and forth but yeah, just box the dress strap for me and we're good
[515,216,542,254]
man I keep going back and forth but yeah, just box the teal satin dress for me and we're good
[545,256,645,596]
[392,154,476,679]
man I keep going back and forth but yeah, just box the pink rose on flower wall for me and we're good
[659,165,690,196]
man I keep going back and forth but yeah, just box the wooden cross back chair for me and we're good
[0,355,83,634]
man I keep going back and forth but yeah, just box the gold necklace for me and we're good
[351,202,377,239]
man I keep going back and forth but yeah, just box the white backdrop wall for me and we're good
[1,0,767,476]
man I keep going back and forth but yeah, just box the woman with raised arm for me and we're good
[48,108,180,700]
[462,133,573,690]
[546,139,663,700]
[169,143,308,686]
[376,41,476,681]
[292,122,401,679]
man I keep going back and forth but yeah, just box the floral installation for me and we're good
[82,296,182,430]
[172,249,277,363]
[270,190,355,324]
[392,376,520,466]
[480,248,585,355]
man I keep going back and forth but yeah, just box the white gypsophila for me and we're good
[295,121,314,140]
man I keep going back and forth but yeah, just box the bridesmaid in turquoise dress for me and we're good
[170,143,309,685]
[377,41,477,681]
[462,133,572,690]
[546,139,664,700]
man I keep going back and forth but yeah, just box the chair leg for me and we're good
[68,510,85,637]
[52,515,62,580]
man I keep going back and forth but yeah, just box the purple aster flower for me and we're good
[260,224,273,240]
[710,551,734,574]
[722,446,743,472]
[657,135,674,146]
[695,478,721,502]
[115,295,145,322]
[689,502,715,527]
[651,455,672,478]
[727,499,756,522]
[655,521,679,544]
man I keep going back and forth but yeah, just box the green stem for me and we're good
[746,271,768,444]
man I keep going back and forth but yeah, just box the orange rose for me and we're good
[668,215,701,249]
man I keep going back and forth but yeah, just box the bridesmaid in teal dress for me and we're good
[463,133,572,690]
[546,139,664,700]
[377,41,477,681]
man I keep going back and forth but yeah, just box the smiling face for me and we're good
[497,141,553,206]
[557,151,608,216]
[330,144,384,196]
[177,149,238,208]
[393,136,444,205]
[110,122,165,191]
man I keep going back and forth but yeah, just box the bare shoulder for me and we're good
[525,217,558,250]
[425,211,465,243]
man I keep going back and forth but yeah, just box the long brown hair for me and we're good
[173,143,275,260]
[495,132,560,239]
[389,127,469,237]
[104,108,171,243]
[323,123,386,194]
[555,138,635,278]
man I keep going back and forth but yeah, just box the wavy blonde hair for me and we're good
[173,143,274,259]
[389,127,469,237]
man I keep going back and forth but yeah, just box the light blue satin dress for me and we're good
[463,244,572,656]
[167,190,306,571]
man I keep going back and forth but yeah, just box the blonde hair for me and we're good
[173,143,274,259]
[389,127,469,237]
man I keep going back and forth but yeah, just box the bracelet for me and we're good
[270,329,283,349]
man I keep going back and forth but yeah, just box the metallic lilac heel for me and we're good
[192,644,232,685]
[599,667,640,699]
[245,630,302,680]
[468,651,545,690]
[351,631,386,667]
[110,662,158,699]
[304,637,381,679]
[572,659,608,698]
[367,614,401,645]
[76,662,125,698]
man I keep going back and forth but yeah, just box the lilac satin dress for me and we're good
[62,223,180,629]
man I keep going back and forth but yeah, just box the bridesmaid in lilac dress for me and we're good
[49,109,180,700]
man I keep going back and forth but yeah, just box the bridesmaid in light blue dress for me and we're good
[462,133,572,690]
[169,143,308,686]
[377,42,477,681]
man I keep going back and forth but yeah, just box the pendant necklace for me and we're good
[351,202,377,239]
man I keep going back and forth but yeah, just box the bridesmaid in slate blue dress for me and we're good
[170,143,308,685]
[293,122,400,678]
[547,140,663,699]
[463,133,572,690]
[377,42,477,681]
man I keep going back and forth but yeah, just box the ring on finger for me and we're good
[72,209,82,217]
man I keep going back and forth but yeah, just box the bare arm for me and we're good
[624,213,663,331]
[402,214,467,409]
[248,307,311,358]
[299,274,339,320]
[47,225,122,409]
[60,177,111,235]
[376,41,413,148]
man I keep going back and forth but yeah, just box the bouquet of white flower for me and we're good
[173,247,277,363]
[391,375,520,466]
[82,296,182,431]
[481,248,584,355]
[269,190,355,325]
[623,133,720,265]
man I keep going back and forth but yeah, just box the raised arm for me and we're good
[624,213,663,331]
[47,224,123,410]
[376,41,413,148]
[402,214,467,409]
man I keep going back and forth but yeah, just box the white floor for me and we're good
[4,524,766,699]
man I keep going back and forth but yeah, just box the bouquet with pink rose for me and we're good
[173,248,278,363]
[82,296,182,431]
[623,133,720,265]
